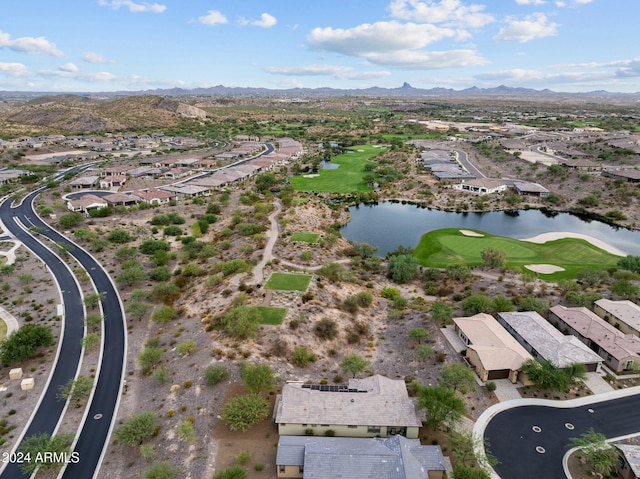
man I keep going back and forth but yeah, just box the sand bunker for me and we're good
[302,174,319,178]
[525,264,565,274]
[522,232,626,256]
[460,229,484,237]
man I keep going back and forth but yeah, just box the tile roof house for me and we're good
[68,175,100,190]
[131,188,175,205]
[549,305,640,372]
[512,181,550,197]
[276,435,447,479]
[594,299,640,337]
[453,313,533,384]
[103,192,138,207]
[66,194,108,213]
[274,375,422,439]
[497,311,603,372]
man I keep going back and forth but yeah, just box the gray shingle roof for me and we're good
[276,435,446,479]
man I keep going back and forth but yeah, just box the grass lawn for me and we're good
[0,318,6,341]
[265,273,313,291]
[290,232,320,244]
[414,228,620,281]
[256,306,287,325]
[289,144,388,193]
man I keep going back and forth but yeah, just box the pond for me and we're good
[341,202,640,257]
[321,160,340,170]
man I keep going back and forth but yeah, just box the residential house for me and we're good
[276,435,447,479]
[66,194,108,213]
[602,169,640,183]
[453,313,533,384]
[274,375,422,439]
[99,175,126,189]
[103,192,138,208]
[100,165,131,177]
[158,184,210,198]
[616,444,640,479]
[549,305,640,372]
[593,299,640,336]
[497,311,603,372]
[131,188,175,205]
[454,178,508,194]
[68,175,100,190]
[512,181,550,197]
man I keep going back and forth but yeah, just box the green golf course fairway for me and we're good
[289,144,388,193]
[414,228,621,281]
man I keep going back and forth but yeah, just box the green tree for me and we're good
[126,301,152,320]
[84,292,105,309]
[521,359,585,393]
[387,254,419,283]
[220,305,261,339]
[0,324,54,367]
[138,344,164,374]
[204,364,228,386]
[417,385,466,430]
[290,346,317,367]
[418,344,434,360]
[439,363,477,394]
[517,296,549,315]
[431,301,453,323]
[408,327,430,344]
[107,228,133,244]
[58,212,84,228]
[618,255,640,273]
[152,305,176,324]
[144,462,179,479]
[480,247,506,268]
[114,411,158,446]
[340,354,370,378]
[117,266,147,286]
[611,280,640,300]
[462,294,493,315]
[175,339,197,355]
[81,333,100,350]
[569,428,618,476]
[491,295,515,313]
[58,375,94,408]
[221,393,269,432]
[18,433,74,474]
[240,363,275,393]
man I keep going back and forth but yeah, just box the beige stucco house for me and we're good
[594,299,640,336]
[274,375,422,439]
[453,313,533,384]
[550,305,640,372]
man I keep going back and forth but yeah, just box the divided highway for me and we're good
[0,190,126,479]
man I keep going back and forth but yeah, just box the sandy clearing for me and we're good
[525,264,565,274]
[460,229,484,237]
[522,232,627,256]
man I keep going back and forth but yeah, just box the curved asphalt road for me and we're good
[484,393,640,479]
[0,190,126,479]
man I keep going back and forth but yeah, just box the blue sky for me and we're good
[1,0,638,93]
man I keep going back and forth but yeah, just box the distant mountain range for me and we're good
[1,83,639,103]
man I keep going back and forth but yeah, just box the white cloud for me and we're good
[307,20,486,70]
[98,0,166,14]
[365,49,488,69]
[251,13,277,29]
[493,13,559,42]
[0,30,63,57]
[556,0,592,6]
[516,0,546,5]
[264,64,390,80]
[82,51,113,64]
[0,62,29,77]
[308,21,457,56]
[388,0,495,28]
[198,10,228,26]
[59,63,79,73]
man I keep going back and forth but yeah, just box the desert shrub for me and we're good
[204,365,228,386]
[290,346,317,367]
[314,318,338,340]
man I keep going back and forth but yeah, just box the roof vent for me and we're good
[350,398,355,403]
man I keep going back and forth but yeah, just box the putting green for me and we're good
[414,228,620,280]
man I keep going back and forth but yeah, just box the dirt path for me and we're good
[251,199,282,285]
